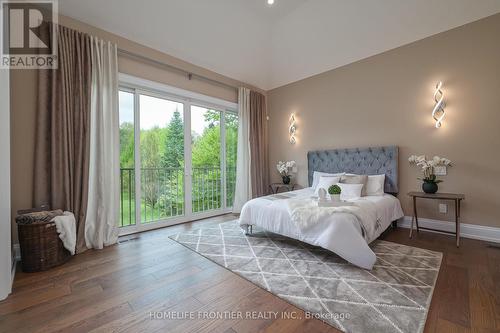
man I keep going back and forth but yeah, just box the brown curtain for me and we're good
[249,91,269,197]
[34,25,92,253]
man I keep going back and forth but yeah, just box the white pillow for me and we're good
[312,171,345,189]
[337,183,364,201]
[365,174,385,196]
[314,176,341,195]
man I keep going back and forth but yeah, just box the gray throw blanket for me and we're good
[285,198,381,242]
[16,210,64,225]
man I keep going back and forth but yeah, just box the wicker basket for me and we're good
[16,210,72,272]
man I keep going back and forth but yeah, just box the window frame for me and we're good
[118,73,238,236]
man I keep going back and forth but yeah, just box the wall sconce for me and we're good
[289,113,297,144]
[432,81,446,128]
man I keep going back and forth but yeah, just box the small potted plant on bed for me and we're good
[328,184,341,202]
[276,160,296,184]
[409,155,452,194]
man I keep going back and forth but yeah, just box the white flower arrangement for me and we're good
[408,155,452,183]
[276,160,296,177]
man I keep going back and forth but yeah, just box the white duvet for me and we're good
[239,188,404,269]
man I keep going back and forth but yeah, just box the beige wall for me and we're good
[10,12,500,244]
[9,15,263,242]
[268,14,500,227]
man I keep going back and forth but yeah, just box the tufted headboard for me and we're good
[307,146,399,194]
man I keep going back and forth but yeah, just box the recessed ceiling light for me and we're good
[267,0,275,5]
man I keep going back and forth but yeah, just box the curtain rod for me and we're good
[117,48,238,91]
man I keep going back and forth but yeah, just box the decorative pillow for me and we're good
[312,171,344,189]
[340,174,368,196]
[365,174,386,196]
[337,183,364,201]
[314,176,341,195]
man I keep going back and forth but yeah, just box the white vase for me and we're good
[331,194,341,202]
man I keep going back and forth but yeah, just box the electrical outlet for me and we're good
[439,203,448,214]
[434,166,447,176]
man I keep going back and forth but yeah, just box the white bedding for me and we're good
[239,187,404,269]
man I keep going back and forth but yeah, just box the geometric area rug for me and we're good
[169,220,442,333]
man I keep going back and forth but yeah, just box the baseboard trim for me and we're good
[12,219,500,252]
[399,216,500,244]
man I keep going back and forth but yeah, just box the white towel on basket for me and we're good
[52,212,77,255]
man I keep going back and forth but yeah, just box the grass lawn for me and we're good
[119,191,230,227]
[119,195,185,227]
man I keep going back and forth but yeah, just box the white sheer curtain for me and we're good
[85,37,120,249]
[233,87,252,213]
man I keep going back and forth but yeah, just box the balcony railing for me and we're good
[119,165,236,227]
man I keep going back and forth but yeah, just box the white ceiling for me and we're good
[59,0,500,90]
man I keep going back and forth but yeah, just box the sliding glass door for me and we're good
[225,112,238,207]
[191,105,222,213]
[139,94,185,223]
[118,90,136,227]
[118,83,237,232]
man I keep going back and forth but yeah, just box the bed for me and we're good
[239,146,404,269]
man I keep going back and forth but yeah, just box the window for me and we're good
[118,75,238,232]
[225,112,238,207]
[139,94,185,223]
[118,90,135,227]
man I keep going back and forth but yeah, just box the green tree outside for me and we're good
[119,109,238,226]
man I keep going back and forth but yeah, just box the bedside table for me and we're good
[408,191,465,247]
[269,183,296,194]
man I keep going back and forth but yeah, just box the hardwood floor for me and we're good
[1,215,499,333]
